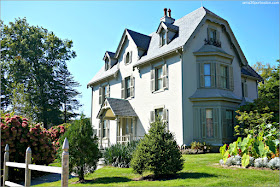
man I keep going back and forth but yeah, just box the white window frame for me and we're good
[155,65,163,91]
[160,30,167,46]
[125,76,131,99]
[125,51,132,65]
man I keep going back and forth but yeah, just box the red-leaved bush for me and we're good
[1,114,67,165]
[47,124,69,151]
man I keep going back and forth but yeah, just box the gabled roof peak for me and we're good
[103,51,116,61]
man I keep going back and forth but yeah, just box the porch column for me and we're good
[100,119,103,149]
[133,117,136,139]
[116,116,120,143]
[120,118,123,143]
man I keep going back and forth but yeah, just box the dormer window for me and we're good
[209,29,217,43]
[160,30,167,46]
[125,51,132,65]
[205,26,221,47]
[105,59,109,71]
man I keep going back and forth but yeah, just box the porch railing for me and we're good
[117,134,144,144]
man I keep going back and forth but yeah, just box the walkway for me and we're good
[30,158,105,186]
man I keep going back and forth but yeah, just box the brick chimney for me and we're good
[160,8,175,24]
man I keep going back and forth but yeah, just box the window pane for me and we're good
[206,109,214,138]
[204,76,211,87]
[161,31,166,45]
[157,68,163,78]
[204,64,211,75]
[104,86,107,97]
[131,119,133,134]
[157,79,163,90]
[156,67,163,90]
[126,119,129,134]
[155,109,163,120]
[125,77,131,98]
[210,30,216,41]
[126,52,130,64]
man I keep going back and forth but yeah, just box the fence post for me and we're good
[61,138,69,187]
[25,147,31,187]
[3,144,9,186]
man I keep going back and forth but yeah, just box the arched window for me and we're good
[160,30,166,46]
[125,51,131,64]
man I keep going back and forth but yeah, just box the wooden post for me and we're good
[25,147,31,187]
[3,144,9,186]
[61,138,69,187]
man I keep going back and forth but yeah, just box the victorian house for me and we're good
[87,7,262,148]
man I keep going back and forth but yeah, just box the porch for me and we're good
[97,98,141,149]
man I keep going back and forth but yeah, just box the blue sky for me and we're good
[2,1,279,118]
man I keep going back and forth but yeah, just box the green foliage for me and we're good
[130,119,183,176]
[190,141,211,153]
[219,144,227,156]
[242,153,250,168]
[239,61,279,122]
[1,18,80,127]
[58,115,101,181]
[235,109,279,140]
[103,141,139,168]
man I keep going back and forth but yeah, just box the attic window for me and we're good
[105,59,109,71]
[205,27,221,47]
[125,51,132,65]
[209,29,216,43]
[160,30,167,46]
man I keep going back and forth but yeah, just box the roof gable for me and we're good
[97,98,137,119]
[156,22,179,34]
[115,29,151,58]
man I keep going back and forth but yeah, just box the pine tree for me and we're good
[131,118,184,177]
[56,64,81,123]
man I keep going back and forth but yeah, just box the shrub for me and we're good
[47,123,70,151]
[268,157,280,170]
[1,114,57,180]
[58,115,101,181]
[130,119,184,176]
[232,155,242,166]
[1,114,56,165]
[103,140,139,168]
[249,157,255,167]
[254,157,268,168]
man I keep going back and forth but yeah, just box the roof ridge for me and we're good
[126,28,151,38]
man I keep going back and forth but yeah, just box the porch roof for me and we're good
[97,98,137,119]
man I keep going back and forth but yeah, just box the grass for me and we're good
[35,153,279,186]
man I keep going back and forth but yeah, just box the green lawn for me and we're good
[35,154,279,186]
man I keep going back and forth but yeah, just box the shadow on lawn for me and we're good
[82,177,131,184]
[79,172,217,184]
[178,172,217,179]
[134,172,217,181]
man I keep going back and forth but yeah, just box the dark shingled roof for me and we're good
[241,65,263,80]
[106,98,137,117]
[127,29,151,51]
[106,51,115,58]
